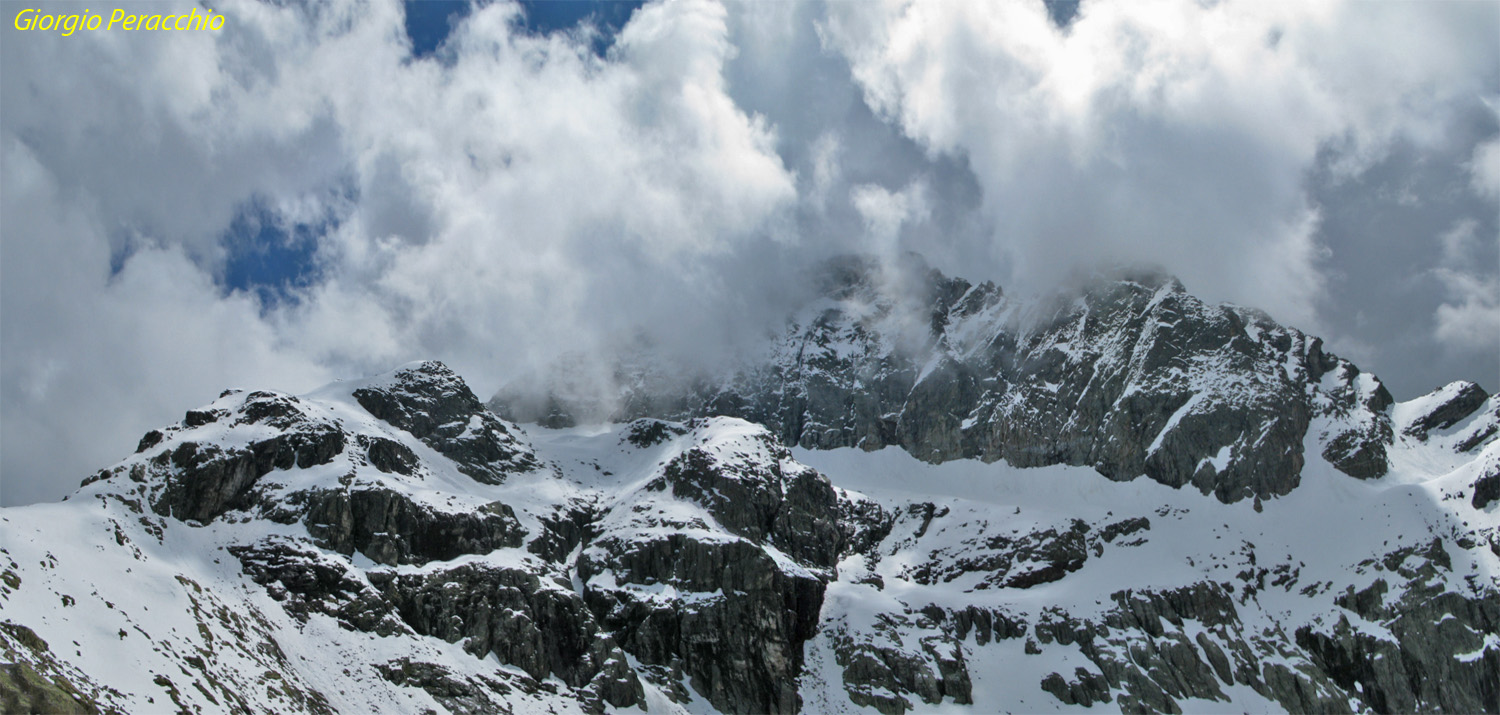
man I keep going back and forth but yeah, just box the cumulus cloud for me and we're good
[1432,220,1500,352]
[817,0,1498,328]
[2,0,1497,504]
[1473,135,1500,200]
[2,0,797,503]
[0,137,331,505]
[271,0,798,375]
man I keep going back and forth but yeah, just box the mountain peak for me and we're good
[9,268,1497,715]
[488,260,1456,504]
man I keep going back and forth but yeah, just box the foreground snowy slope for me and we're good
[3,296,1499,712]
[1,363,851,713]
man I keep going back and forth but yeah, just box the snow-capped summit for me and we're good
[2,269,1498,713]
[494,260,1479,505]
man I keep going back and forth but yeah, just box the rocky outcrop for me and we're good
[825,610,974,715]
[495,259,1411,503]
[230,538,645,711]
[229,537,406,634]
[0,623,101,715]
[91,391,350,523]
[1475,465,1500,510]
[1404,382,1491,440]
[21,337,1497,715]
[149,427,347,523]
[649,431,842,570]
[373,563,644,711]
[847,581,1355,714]
[575,419,840,714]
[373,659,516,715]
[581,534,822,713]
[295,488,525,566]
[354,362,540,483]
[1298,540,1500,713]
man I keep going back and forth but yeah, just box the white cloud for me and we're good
[2,0,797,503]
[1472,135,1500,200]
[806,132,843,213]
[1,0,1496,504]
[1432,220,1500,353]
[817,0,1499,328]
[1434,271,1500,352]
[0,137,331,505]
[851,180,929,253]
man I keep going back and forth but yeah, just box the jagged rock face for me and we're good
[575,418,839,714]
[1475,465,1500,510]
[1296,539,1500,714]
[646,426,843,570]
[495,260,1408,504]
[229,537,408,635]
[295,488,524,566]
[23,366,882,714]
[372,562,644,710]
[1403,381,1491,440]
[581,534,823,713]
[354,362,540,483]
[126,391,349,522]
[4,319,1499,714]
[1392,388,1500,514]
[807,520,1495,715]
[84,363,540,570]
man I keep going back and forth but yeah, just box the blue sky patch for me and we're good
[404,0,470,57]
[403,0,646,58]
[221,202,332,308]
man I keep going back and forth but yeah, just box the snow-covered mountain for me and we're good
[3,263,1498,714]
[494,257,1423,504]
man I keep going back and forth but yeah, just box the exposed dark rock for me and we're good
[135,430,165,453]
[0,661,99,715]
[296,487,524,566]
[360,435,419,476]
[1459,424,1500,453]
[151,422,347,523]
[654,438,842,570]
[969,582,1355,713]
[1041,668,1112,707]
[354,361,539,484]
[374,659,515,715]
[0,622,103,715]
[372,563,644,710]
[943,605,1028,645]
[526,499,601,563]
[183,408,226,427]
[1405,382,1491,439]
[906,517,1098,590]
[838,496,896,560]
[624,418,686,448]
[1099,517,1152,543]
[579,533,823,714]
[497,262,1403,503]
[1300,540,1500,714]
[830,622,965,714]
[1473,463,1500,510]
[33,330,1500,715]
[229,537,405,635]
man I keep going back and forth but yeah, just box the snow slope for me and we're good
[1,353,1497,713]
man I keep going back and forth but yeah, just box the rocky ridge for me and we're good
[494,258,1441,505]
[1,265,1498,713]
